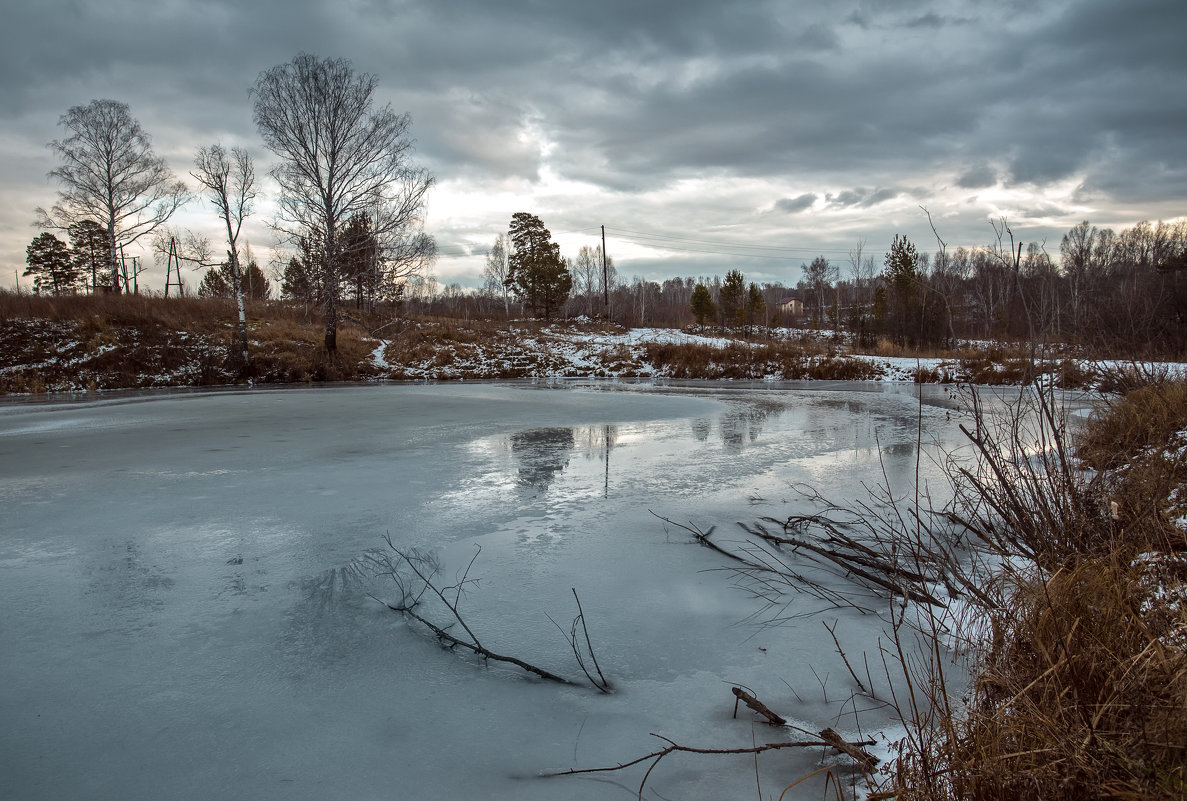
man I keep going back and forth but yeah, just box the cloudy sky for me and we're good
[2,0,1185,293]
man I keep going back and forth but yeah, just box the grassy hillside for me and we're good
[0,291,1172,394]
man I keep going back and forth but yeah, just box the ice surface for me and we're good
[1,381,972,800]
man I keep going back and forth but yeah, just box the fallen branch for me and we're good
[547,588,612,692]
[375,593,572,684]
[370,541,572,685]
[545,729,878,801]
[570,588,611,692]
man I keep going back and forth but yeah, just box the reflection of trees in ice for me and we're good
[691,417,712,442]
[510,428,575,492]
[574,424,618,458]
[719,408,771,452]
[85,539,175,616]
[573,424,618,499]
[282,549,395,674]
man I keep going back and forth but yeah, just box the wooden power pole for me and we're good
[601,225,609,319]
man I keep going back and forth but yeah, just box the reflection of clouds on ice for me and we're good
[84,538,176,620]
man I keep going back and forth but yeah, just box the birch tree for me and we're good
[192,145,255,364]
[36,99,188,293]
[252,53,434,352]
[483,233,512,314]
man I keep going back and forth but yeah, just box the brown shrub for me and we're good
[889,381,1187,801]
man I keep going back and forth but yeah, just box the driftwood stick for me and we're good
[819,727,879,771]
[731,686,787,726]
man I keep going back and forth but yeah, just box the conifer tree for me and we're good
[24,232,81,295]
[718,269,746,329]
[506,212,571,320]
[689,283,716,328]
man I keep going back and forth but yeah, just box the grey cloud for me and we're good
[775,194,817,213]
[957,166,997,189]
[906,12,945,28]
[826,188,900,208]
[1022,205,1070,220]
[2,0,1186,287]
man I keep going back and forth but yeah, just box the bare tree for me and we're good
[847,237,868,306]
[801,255,836,325]
[252,53,434,351]
[376,225,437,304]
[571,245,603,316]
[192,145,255,364]
[36,99,188,293]
[482,233,512,314]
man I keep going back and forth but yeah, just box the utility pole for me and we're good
[119,245,130,293]
[164,236,185,297]
[601,225,609,319]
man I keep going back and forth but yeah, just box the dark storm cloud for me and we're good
[2,0,1186,287]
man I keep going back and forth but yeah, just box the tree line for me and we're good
[25,53,1186,358]
[29,53,436,361]
[416,214,1187,356]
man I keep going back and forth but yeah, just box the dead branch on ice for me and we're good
[544,724,877,801]
[548,588,612,693]
[368,538,572,685]
[731,685,787,725]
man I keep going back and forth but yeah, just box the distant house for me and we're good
[777,297,803,315]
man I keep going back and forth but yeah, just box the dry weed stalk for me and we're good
[886,378,1187,800]
[676,377,1185,800]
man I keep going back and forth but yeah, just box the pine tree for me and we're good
[340,213,380,310]
[883,234,921,345]
[506,212,571,320]
[200,259,272,300]
[25,233,81,295]
[718,269,746,329]
[68,220,107,292]
[197,265,233,298]
[746,282,765,333]
[689,283,716,328]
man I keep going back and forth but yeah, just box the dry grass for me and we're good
[889,378,1187,801]
[641,341,881,380]
[0,291,381,391]
[946,554,1187,801]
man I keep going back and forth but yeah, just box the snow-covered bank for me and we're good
[4,306,1185,393]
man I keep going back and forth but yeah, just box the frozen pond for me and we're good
[1,381,970,800]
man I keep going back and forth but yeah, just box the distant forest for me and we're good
[411,217,1187,358]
